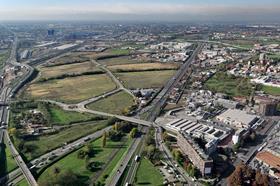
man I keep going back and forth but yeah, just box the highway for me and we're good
[0,27,202,186]
[0,29,38,186]
[116,43,204,186]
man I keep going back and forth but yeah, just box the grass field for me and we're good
[4,139,18,173]
[0,50,9,69]
[17,120,109,160]
[205,72,253,97]
[48,104,100,125]
[115,70,177,89]
[86,91,135,114]
[46,52,89,66]
[98,56,145,66]
[39,61,102,80]
[136,158,164,186]
[22,74,116,103]
[220,39,255,49]
[0,140,18,177]
[261,85,280,96]
[108,62,179,72]
[107,48,130,55]
[15,178,29,186]
[38,136,132,185]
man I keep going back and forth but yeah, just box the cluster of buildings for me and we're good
[252,122,280,182]
[228,53,280,88]
[145,42,193,63]
[198,44,231,67]
[20,110,55,136]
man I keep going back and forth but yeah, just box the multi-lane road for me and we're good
[115,43,204,186]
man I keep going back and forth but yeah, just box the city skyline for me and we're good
[1,0,280,22]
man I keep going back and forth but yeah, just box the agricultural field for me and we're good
[106,48,130,55]
[38,61,103,80]
[115,70,177,89]
[15,120,109,160]
[21,74,116,103]
[46,52,89,66]
[98,56,145,66]
[86,91,135,115]
[108,62,179,72]
[38,136,132,185]
[135,158,164,186]
[205,72,253,97]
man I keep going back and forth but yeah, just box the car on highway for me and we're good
[135,155,140,162]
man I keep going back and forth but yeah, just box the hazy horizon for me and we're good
[1,0,280,23]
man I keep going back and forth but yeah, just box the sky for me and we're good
[0,0,280,22]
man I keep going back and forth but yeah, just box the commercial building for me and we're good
[216,109,259,129]
[177,132,213,176]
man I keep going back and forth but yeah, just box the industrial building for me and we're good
[216,109,259,129]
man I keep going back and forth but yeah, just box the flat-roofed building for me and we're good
[216,109,258,129]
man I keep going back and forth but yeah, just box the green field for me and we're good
[261,85,280,96]
[136,158,164,186]
[107,48,130,55]
[268,54,280,61]
[15,178,29,186]
[205,72,253,97]
[86,91,135,115]
[38,61,103,80]
[115,70,177,89]
[0,140,18,177]
[98,56,144,66]
[0,50,9,69]
[22,74,117,103]
[48,105,100,125]
[16,120,109,160]
[38,136,132,185]
[4,139,18,173]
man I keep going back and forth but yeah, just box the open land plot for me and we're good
[106,48,130,55]
[115,70,177,89]
[15,179,29,186]
[15,120,109,160]
[38,136,132,185]
[219,39,255,49]
[86,91,135,115]
[261,85,280,96]
[46,52,90,66]
[47,104,101,125]
[108,62,179,72]
[0,140,18,177]
[9,101,100,127]
[205,72,253,97]
[38,61,103,80]
[21,74,117,103]
[0,50,9,69]
[98,56,145,66]
[136,158,164,186]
